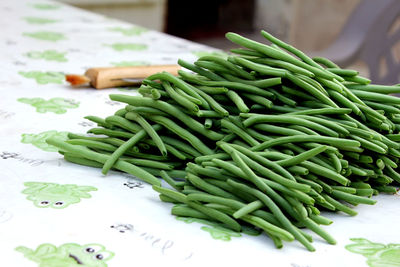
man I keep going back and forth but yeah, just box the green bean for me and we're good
[312,57,339,68]
[66,139,118,152]
[260,30,323,70]
[145,114,214,155]
[294,176,323,193]
[286,73,339,107]
[221,119,260,146]
[228,31,339,81]
[366,101,400,115]
[105,115,142,133]
[218,73,282,92]
[188,201,242,232]
[84,115,112,128]
[242,93,273,108]
[227,179,315,251]
[374,185,398,194]
[288,166,309,176]
[63,152,104,168]
[171,204,213,220]
[230,48,264,57]
[254,123,304,136]
[344,75,371,85]
[102,124,162,175]
[113,95,224,141]
[233,56,287,77]
[252,135,360,152]
[87,127,134,139]
[287,108,352,116]
[189,87,230,117]
[378,155,397,169]
[346,83,400,94]
[300,161,350,186]
[286,195,308,219]
[114,108,127,117]
[227,143,300,184]
[331,189,376,205]
[147,72,209,107]
[243,114,340,136]
[186,163,230,181]
[301,217,336,244]
[195,60,232,74]
[201,55,255,80]
[281,86,317,101]
[187,172,240,200]
[321,193,357,216]
[297,74,328,96]
[174,87,203,105]
[384,165,400,183]
[142,79,163,89]
[142,139,187,160]
[296,115,348,136]
[195,86,228,95]
[351,89,400,104]
[276,146,328,167]
[326,68,358,77]
[226,90,250,113]
[179,70,276,98]
[48,137,160,185]
[233,200,263,218]
[288,125,318,135]
[349,135,387,154]
[162,81,199,112]
[124,106,169,116]
[270,88,297,107]
[178,59,225,81]
[125,112,166,156]
[251,58,315,77]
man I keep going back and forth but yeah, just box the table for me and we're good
[1,1,399,266]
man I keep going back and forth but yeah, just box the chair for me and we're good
[314,0,400,85]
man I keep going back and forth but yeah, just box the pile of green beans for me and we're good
[47,30,400,251]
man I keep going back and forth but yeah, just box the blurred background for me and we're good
[56,0,400,85]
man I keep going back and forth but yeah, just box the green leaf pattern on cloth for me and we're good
[175,215,260,241]
[16,242,113,266]
[21,130,69,152]
[25,50,67,62]
[346,238,400,267]
[110,61,150,67]
[105,43,148,51]
[17,97,79,114]
[23,17,59,24]
[21,182,98,209]
[18,71,65,84]
[29,3,61,10]
[108,26,148,36]
[23,31,66,42]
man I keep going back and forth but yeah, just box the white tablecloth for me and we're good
[1,1,399,266]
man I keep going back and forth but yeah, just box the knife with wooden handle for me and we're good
[66,64,181,89]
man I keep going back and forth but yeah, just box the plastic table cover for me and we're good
[0,1,399,266]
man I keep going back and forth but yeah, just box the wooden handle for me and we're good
[84,65,181,89]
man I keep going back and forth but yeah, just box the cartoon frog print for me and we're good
[18,97,79,114]
[19,71,65,84]
[16,243,114,267]
[22,182,97,209]
[346,238,400,267]
[21,130,69,152]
